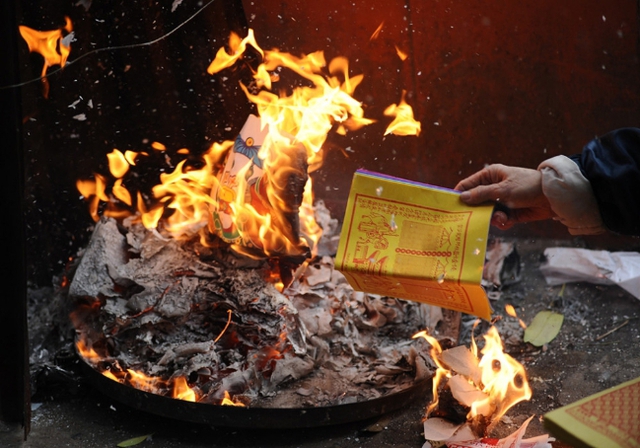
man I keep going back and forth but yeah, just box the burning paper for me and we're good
[424,416,552,448]
[70,216,436,408]
[19,17,74,98]
[76,28,422,266]
[208,114,309,259]
[415,326,532,441]
[70,27,432,411]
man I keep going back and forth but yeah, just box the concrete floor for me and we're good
[2,238,640,448]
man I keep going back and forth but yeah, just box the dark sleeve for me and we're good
[568,128,640,236]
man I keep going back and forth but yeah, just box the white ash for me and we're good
[69,216,438,407]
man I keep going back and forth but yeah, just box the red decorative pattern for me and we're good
[566,380,640,448]
[395,248,452,257]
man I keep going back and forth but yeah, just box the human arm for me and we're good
[454,159,605,235]
[454,164,556,230]
[455,128,640,236]
[569,128,640,235]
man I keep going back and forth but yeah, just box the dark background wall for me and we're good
[243,0,640,242]
[16,0,640,284]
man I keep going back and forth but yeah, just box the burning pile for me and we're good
[42,25,433,408]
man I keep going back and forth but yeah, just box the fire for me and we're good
[76,339,201,402]
[75,338,101,362]
[505,304,527,329]
[127,369,164,393]
[76,335,247,406]
[71,28,423,404]
[172,377,197,402]
[76,28,421,263]
[370,22,385,41]
[474,327,531,422]
[414,325,532,435]
[19,17,73,98]
[395,46,408,61]
[384,90,421,136]
[221,391,245,407]
[205,31,375,257]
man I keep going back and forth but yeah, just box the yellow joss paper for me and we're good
[335,170,494,320]
[544,376,640,448]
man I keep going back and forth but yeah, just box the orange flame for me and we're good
[221,390,245,407]
[19,17,73,97]
[172,377,197,402]
[474,327,531,422]
[370,22,384,41]
[414,326,531,429]
[75,338,102,362]
[106,149,130,178]
[76,29,420,261]
[206,29,264,75]
[505,304,527,329]
[127,369,164,393]
[77,338,200,402]
[395,45,408,61]
[412,330,449,415]
[384,90,421,136]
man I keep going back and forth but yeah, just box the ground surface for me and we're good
[2,238,640,448]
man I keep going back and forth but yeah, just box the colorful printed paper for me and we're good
[335,170,494,320]
[209,114,270,245]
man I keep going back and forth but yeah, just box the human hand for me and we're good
[454,164,555,229]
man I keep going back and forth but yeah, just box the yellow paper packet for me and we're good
[335,169,494,320]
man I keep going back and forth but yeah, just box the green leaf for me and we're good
[117,434,153,447]
[524,311,564,347]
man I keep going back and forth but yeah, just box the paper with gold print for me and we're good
[335,170,494,320]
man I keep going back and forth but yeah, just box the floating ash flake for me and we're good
[389,214,398,232]
[171,0,184,12]
[68,98,82,109]
[72,113,87,121]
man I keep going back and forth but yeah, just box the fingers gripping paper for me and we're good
[335,170,494,320]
